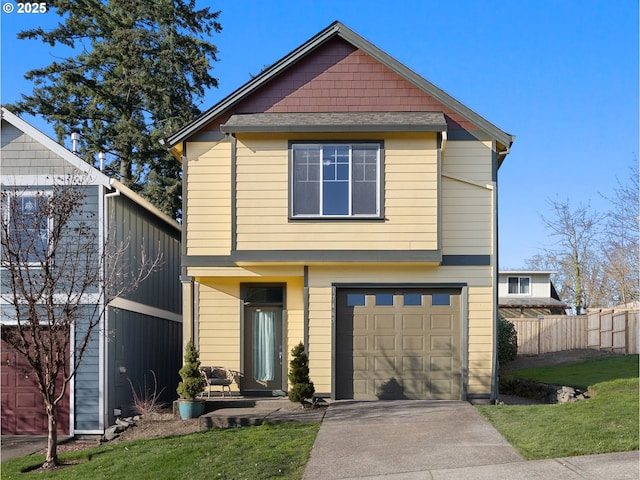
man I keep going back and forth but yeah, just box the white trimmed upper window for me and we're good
[508,276,530,295]
[3,192,51,266]
[291,143,381,218]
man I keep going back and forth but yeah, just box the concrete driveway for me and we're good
[302,400,639,480]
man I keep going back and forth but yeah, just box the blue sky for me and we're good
[1,0,638,268]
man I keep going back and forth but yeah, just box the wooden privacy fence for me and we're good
[587,309,639,355]
[506,309,639,356]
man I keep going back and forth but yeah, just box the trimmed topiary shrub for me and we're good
[177,341,206,400]
[498,317,518,365]
[288,342,315,405]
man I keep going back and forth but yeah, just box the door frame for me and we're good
[240,284,287,396]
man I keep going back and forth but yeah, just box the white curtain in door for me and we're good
[253,310,276,381]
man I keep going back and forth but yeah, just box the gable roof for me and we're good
[1,108,180,232]
[1,107,112,187]
[166,21,514,156]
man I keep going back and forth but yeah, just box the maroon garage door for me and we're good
[1,335,70,435]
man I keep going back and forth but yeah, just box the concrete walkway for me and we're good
[302,400,639,480]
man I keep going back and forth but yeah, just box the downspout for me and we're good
[491,142,509,402]
[103,183,120,427]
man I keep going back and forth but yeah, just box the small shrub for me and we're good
[128,370,166,415]
[288,342,315,405]
[177,341,206,399]
[498,317,518,364]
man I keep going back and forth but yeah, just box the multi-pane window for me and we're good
[292,143,380,217]
[4,193,50,265]
[508,276,530,295]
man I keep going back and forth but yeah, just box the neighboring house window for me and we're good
[508,276,530,295]
[291,143,380,218]
[3,192,50,265]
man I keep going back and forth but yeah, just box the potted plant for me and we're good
[176,340,207,419]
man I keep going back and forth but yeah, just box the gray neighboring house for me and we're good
[0,108,182,435]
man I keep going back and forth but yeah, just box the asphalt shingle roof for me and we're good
[220,112,448,133]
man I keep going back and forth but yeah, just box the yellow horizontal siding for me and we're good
[308,286,333,393]
[233,133,439,252]
[443,140,493,183]
[186,141,232,256]
[192,263,495,397]
[440,140,494,256]
[198,283,241,370]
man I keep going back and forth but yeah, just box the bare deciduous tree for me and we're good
[600,162,639,306]
[535,199,604,314]
[527,162,639,312]
[0,177,161,469]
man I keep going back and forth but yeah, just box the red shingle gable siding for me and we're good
[232,38,477,131]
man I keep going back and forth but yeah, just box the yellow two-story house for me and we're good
[166,22,513,402]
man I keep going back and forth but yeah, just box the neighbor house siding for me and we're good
[108,194,181,313]
[107,309,182,422]
[498,273,552,297]
[185,141,232,256]
[72,306,102,432]
[1,121,71,174]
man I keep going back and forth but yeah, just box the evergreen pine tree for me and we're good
[10,0,222,219]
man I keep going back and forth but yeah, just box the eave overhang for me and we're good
[220,112,447,134]
[498,297,568,309]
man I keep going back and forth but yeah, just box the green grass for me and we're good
[1,422,320,480]
[478,355,640,460]
[507,354,639,390]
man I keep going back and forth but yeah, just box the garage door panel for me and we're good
[402,356,424,372]
[353,314,368,330]
[373,314,395,329]
[353,356,368,371]
[374,335,395,350]
[353,334,368,351]
[16,392,39,408]
[430,379,455,398]
[373,355,396,371]
[353,379,368,395]
[402,335,424,351]
[336,288,461,400]
[430,335,453,352]
[431,314,453,329]
[402,314,425,329]
[430,356,453,373]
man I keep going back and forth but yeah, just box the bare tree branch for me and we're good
[1,175,161,468]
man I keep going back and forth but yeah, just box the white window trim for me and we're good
[290,142,382,219]
[2,189,53,268]
[507,276,531,296]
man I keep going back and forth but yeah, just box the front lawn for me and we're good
[477,354,639,460]
[506,354,639,390]
[1,422,320,480]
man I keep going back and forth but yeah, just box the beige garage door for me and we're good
[336,288,461,400]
